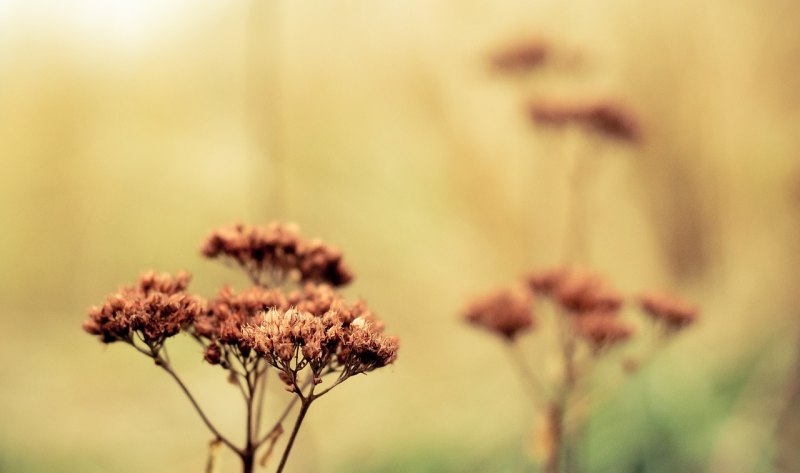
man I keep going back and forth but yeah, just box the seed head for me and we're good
[83,271,203,346]
[529,100,642,144]
[463,285,535,340]
[553,270,623,314]
[639,291,699,330]
[200,222,353,287]
[573,311,633,351]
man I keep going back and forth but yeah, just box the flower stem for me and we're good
[275,399,312,473]
[158,360,240,454]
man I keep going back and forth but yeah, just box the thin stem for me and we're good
[506,341,549,405]
[256,376,314,447]
[275,398,312,473]
[157,360,240,454]
[253,364,268,438]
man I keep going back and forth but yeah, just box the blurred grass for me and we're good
[1,0,800,472]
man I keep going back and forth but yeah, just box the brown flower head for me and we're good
[83,270,203,347]
[200,222,353,287]
[639,291,698,330]
[338,316,400,372]
[553,270,623,314]
[574,311,633,352]
[464,285,535,340]
[241,307,398,390]
[194,285,289,348]
[490,38,549,73]
[524,267,569,295]
[528,100,642,144]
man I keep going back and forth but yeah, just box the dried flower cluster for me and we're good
[201,222,353,287]
[243,308,398,384]
[639,291,699,330]
[467,267,696,350]
[489,38,549,73]
[464,284,535,340]
[464,266,698,473]
[83,270,203,347]
[84,222,397,473]
[528,101,642,144]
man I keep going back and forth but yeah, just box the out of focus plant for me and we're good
[463,40,698,473]
[83,222,399,473]
[464,269,698,473]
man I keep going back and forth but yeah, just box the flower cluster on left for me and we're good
[83,222,399,473]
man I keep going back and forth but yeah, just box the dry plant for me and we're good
[83,222,399,473]
[464,269,698,473]
[462,40,699,473]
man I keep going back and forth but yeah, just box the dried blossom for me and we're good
[528,101,642,144]
[464,285,535,340]
[490,38,549,73]
[201,222,353,287]
[194,285,289,348]
[573,311,632,351]
[524,267,569,295]
[553,270,623,314]
[83,270,203,346]
[204,343,223,365]
[241,308,399,388]
[639,291,698,330]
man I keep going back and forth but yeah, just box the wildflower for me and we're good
[464,285,535,340]
[194,285,289,348]
[200,222,353,287]
[528,101,642,144]
[83,271,203,346]
[490,38,549,73]
[573,311,632,352]
[524,267,569,295]
[639,291,698,330]
[553,270,623,314]
[241,307,399,388]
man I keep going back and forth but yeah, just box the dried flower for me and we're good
[490,38,549,73]
[204,343,223,365]
[241,307,398,385]
[524,267,569,295]
[201,222,353,287]
[83,270,203,346]
[639,291,698,330]
[528,101,642,144]
[553,270,623,314]
[464,285,535,340]
[573,311,632,351]
[194,285,289,348]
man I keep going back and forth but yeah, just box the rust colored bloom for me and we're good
[83,271,203,346]
[340,316,400,372]
[242,307,398,386]
[194,285,288,349]
[200,222,353,287]
[574,312,632,351]
[204,343,223,365]
[639,291,698,330]
[528,101,642,144]
[464,285,535,340]
[553,270,623,314]
[490,38,549,73]
[524,267,569,295]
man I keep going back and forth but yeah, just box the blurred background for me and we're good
[1,0,800,472]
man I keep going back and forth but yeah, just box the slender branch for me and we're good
[156,357,240,453]
[253,364,268,438]
[506,341,549,405]
[275,386,314,473]
[256,376,314,447]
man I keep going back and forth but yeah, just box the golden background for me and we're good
[1,1,799,472]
